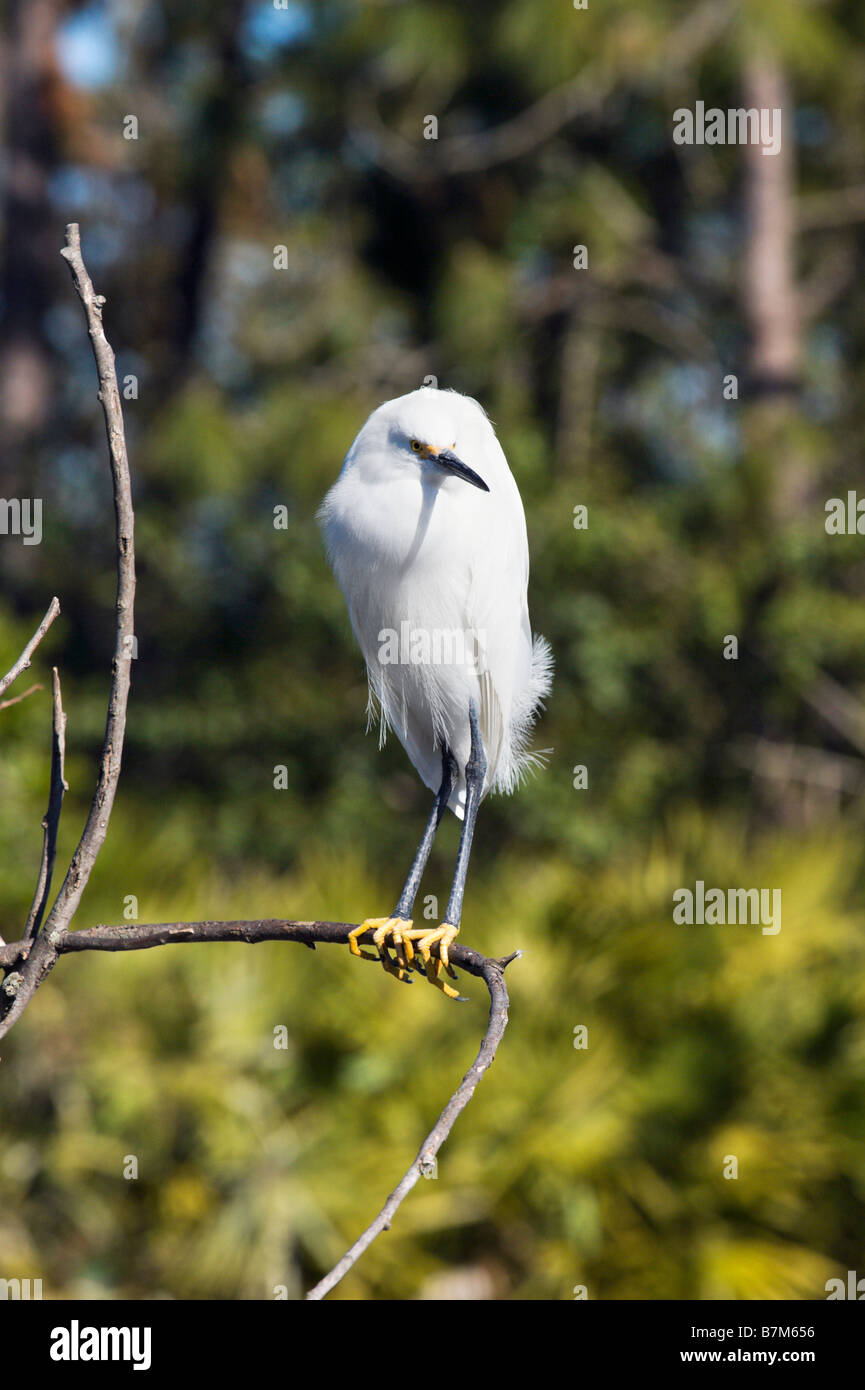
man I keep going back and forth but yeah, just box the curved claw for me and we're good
[348,917,385,962]
[404,923,465,1000]
[379,951,413,985]
[423,958,467,1000]
[348,917,414,982]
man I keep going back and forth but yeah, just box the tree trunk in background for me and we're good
[741,50,812,521]
[743,53,798,394]
[0,0,64,468]
[168,0,249,380]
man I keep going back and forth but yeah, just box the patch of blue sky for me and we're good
[49,166,155,226]
[56,1,119,90]
[243,1,312,62]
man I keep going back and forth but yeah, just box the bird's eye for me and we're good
[410,439,422,452]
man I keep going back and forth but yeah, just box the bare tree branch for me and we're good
[804,674,865,757]
[1,919,505,973]
[350,0,738,179]
[729,736,865,793]
[22,667,67,946]
[0,596,60,700]
[799,244,856,323]
[0,223,135,1039]
[349,63,610,180]
[0,682,42,711]
[798,184,865,232]
[306,949,515,1299]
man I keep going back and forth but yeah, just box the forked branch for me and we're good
[0,223,135,1039]
[0,597,60,700]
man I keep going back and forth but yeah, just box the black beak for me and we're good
[431,449,489,492]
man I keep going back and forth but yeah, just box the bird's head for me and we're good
[352,388,491,493]
[402,433,489,493]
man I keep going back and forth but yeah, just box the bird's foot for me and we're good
[403,922,466,1001]
[348,917,414,984]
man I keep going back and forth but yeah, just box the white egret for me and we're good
[318,387,552,998]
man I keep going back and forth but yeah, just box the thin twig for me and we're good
[804,674,865,757]
[0,223,136,1040]
[350,62,610,180]
[798,184,865,232]
[0,598,60,700]
[306,951,515,1299]
[23,669,68,946]
[0,683,43,712]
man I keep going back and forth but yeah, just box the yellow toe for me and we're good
[349,917,390,961]
[350,916,414,981]
[403,923,464,999]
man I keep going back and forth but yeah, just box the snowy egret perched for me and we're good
[318,387,552,998]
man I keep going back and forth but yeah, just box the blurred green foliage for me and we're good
[2,0,865,1298]
[2,814,863,1298]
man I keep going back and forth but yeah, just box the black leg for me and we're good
[444,701,487,927]
[392,745,457,921]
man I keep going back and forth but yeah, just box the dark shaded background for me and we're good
[1,0,865,1299]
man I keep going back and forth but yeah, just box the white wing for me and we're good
[464,457,541,797]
